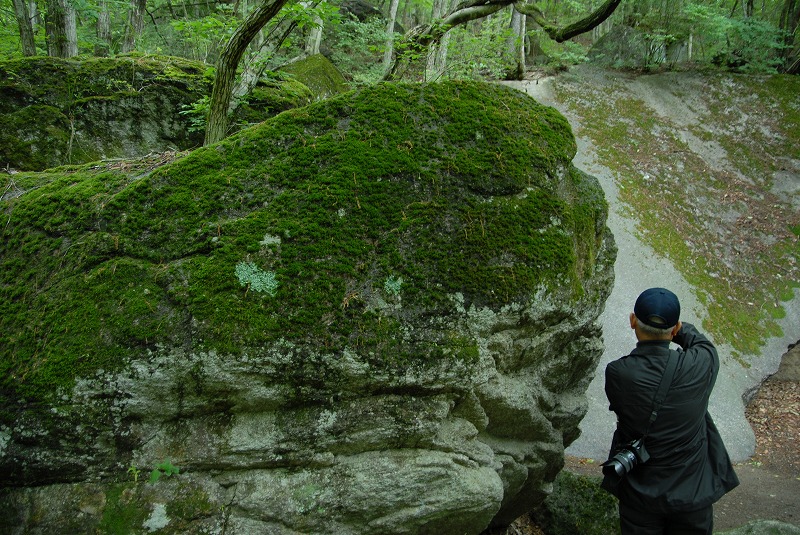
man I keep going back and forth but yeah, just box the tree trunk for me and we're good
[96,0,112,56]
[305,1,324,56]
[46,0,78,58]
[13,0,37,56]
[29,0,41,27]
[382,0,401,71]
[122,0,147,53]
[205,0,291,146]
[779,0,800,73]
[425,0,451,80]
[506,6,525,80]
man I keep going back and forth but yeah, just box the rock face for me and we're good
[0,55,317,171]
[0,81,615,534]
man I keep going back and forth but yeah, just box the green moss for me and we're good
[279,53,350,99]
[97,484,148,535]
[533,471,620,535]
[1,81,604,405]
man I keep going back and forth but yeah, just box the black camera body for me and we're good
[602,437,650,478]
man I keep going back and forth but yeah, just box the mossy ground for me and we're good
[0,81,608,409]
[551,69,800,361]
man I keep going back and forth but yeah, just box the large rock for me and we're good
[0,81,615,534]
[0,55,313,171]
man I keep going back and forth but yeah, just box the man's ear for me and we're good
[630,313,637,330]
[671,321,682,337]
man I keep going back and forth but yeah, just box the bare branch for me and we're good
[517,0,623,43]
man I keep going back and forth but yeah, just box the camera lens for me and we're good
[603,448,637,477]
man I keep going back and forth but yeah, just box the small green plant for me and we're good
[127,465,140,482]
[384,275,403,296]
[235,261,279,296]
[179,96,210,133]
[149,460,180,483]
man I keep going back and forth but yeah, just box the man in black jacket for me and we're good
[601,287,739,534]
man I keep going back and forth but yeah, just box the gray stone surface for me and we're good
[0,81,615,534]
[504,76,800,464]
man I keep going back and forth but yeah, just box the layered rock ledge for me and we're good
[0,80,615,534]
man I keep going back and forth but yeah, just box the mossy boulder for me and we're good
[0,80,615,534]
[279,53,350,100]
[0,55,314,171]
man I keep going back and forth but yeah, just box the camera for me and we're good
[602,437,650,478]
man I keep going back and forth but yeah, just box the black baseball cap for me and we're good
[634,288,680,328]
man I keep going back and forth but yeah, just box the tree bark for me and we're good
[96,0,112,56]
[305,1,325,56]
[383,0,401,71]
[45,0,78,58]
[205,0,291,145]
[122,0,147,53]
[425,0,452,80]
[13,0,37,56]
[506,6,525,80]
[779,0,800,73]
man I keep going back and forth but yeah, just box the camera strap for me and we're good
[643,349,679,438]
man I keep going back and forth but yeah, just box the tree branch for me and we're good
[517,0,623,43]
[383,1,510,81]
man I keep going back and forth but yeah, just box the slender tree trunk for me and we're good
[382,0,401,71]
[29,0,40,26]
[13,0,37,56]
[96,0,112,56]
[506,6,525,80]
[122,0,147,53]
[205,0,291,145]
[779,0,800,73]
[46,0,78,58]
[425,0,453,80]
[305,1,324,56]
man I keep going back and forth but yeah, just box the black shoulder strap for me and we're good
[643,349,679,438]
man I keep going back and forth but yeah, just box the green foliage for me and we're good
[722,17,787,73]
[534,32,590,70]
[169,5,238,63]
[446,14,518,80]
[180,95,211,132]
[127,465,141,482]
[149,460,180,483]
[326,15,389,85]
